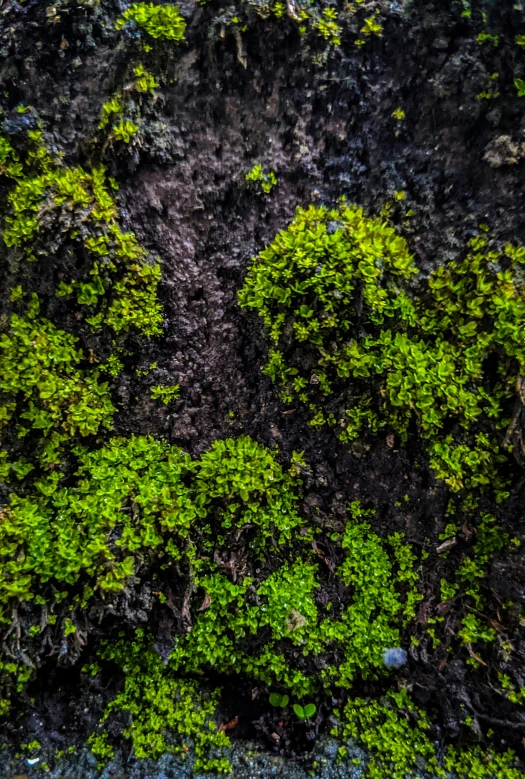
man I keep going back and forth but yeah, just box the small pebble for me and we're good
[383,647,408,668]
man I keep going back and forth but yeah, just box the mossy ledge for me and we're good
[0,1,525,776]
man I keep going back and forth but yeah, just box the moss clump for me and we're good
[150,383,180,404]
[116,2,186,41]
[98,66,159,148]
[245,163,277,194]
[95,633,230,772]
[193,435,304,554]
[239,204,525,501]
[88,495,422,768]
[311,521,421,689]
[338,690,523,779]
[0,295,114,468]
[1,129,162,337]
[238,202,524,726]
[110,119,140,144]
[0,436,195,616]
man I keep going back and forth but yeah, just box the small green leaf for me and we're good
[515,78,525,97]
[303,703,316,719]
[293,704,305,719]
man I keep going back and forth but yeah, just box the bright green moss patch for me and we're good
[89,500,423,768]
[340,691,436,779]
[239,204,525,501]
[308,521,421,688]
[1,130,162,337]
[167,563,318,696]
[0,295,114,467]
[98,66,158,147]
[0,436,195,620]
[338,691,523,779]
[245,163,277,194]
[132,64,159,93]
[150,384,180,404]
[238,203,524,724]
[111,119,140,143]
[116,3,186,41]
[193,435,304,554]
[96,634,230,772]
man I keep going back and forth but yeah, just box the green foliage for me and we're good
[514,77,525,97]
[116,3,186,41]
[360,14,382,38]
[193,435,303,553]
[498,673,525,705]
[111,119,140,144]
[339,689,522,778]
[1,132,162,337]
[0,296,114,467]
[98,66,157,145]
[167,562,317,695]
[293,702,316,719]
[0,436,195,620]
[476,31,499,46]
[269,692,289,707]
[87,733,115,766]
[245,163,277,194]
[310,520,421,687]
[443,746,523,778]
[340,691,436,779]
[313,8,341,46]
[99,96,123,130]
[239,206,525,499]
[132,64,159,93]
[97,633,230,772]
[70,481,421,768]
[150,384,180,404]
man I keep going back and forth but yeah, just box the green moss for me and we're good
[340,691,436,779]
[150,384,180,404]
[360,14,382,38]
[132,64,159,93]
[245,163,277,194]
[338,690,523,778]
[238,205,524,745]
[239,206,525,501]
[98,66,158,145]
[443,746,523,778]
[111,119,140,143]
[97,632,230,771]
[313,7,341,46]
[99,96,124,130]
[477,31,499,47]
[0,436,195,620]
[85,492,421,768]
[115,3,186,41]
[193,435,303,553]
[0,295,114,467]
[1,131,162,336]
[309,519,421,688]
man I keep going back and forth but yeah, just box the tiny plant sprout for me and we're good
[383,647,408,669]
[269,692,289,707]
[293,702,316,719]
[514,78,525,97]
